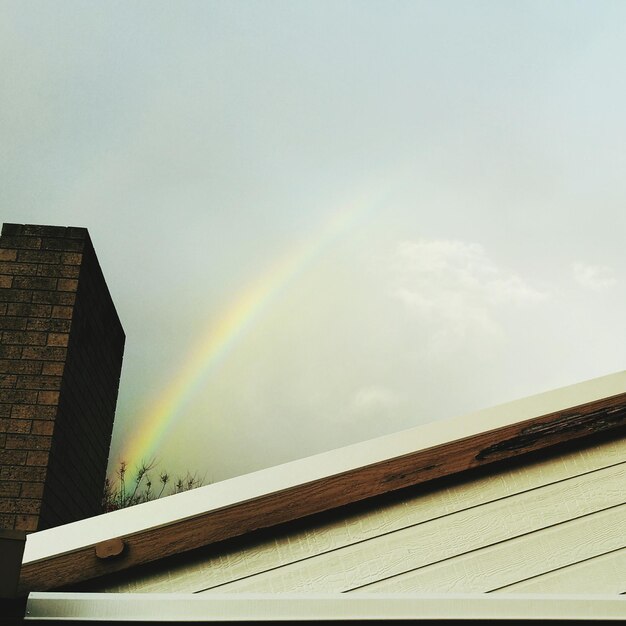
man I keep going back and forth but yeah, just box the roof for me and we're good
[19,369,626,594]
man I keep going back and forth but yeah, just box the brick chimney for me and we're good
[0,224,125,531]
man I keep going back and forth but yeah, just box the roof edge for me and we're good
[20,370,626,593]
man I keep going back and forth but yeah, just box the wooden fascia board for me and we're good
[19,370,626,594]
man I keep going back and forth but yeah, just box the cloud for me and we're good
[572,262,618,291]
[393,240,544,303]
[390,239,545,353]
[348,386,402,423]
[351,385,400,412]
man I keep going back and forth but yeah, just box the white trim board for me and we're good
[25,592,626,622]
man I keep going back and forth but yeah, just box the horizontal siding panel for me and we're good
[98,437,626,593]
[201,464,626,593]
[358,506,626,593]
[493,548,626,594]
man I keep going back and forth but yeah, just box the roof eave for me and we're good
[19,370,626,594]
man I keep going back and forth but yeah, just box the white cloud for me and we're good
[390,239,545,353]
[393,240,544,304]
[572,262,618,291]
[350,386,401,417]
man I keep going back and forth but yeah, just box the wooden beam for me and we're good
[19,372,626,594]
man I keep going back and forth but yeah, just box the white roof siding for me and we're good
[496,549,626,594]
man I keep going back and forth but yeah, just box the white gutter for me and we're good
[25,592,626,621]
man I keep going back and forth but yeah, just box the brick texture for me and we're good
[0,223,125,531]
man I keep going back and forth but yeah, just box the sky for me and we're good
[2,1,625,485]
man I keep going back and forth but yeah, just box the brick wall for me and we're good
[0,224,125,531]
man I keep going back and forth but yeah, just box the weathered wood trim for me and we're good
[19,371,626,594]
[95,435,626,594]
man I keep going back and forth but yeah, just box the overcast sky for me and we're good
[2,1,625,484]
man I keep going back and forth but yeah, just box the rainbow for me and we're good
[120,192,379,468]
